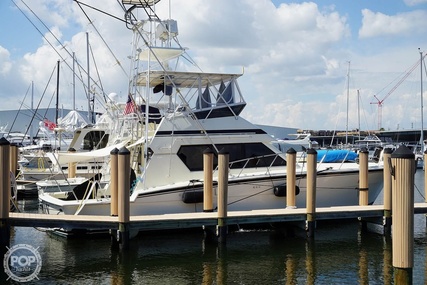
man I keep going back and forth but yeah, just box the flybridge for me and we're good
[135,70,247,119]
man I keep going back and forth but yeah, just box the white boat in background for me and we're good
[17,122,109,181]
[39,0,384,219]
[272,133,318,153]
[36,173,107,195]
[17,106,128,182]
[4,132,32,146]
[353,134,396,162]
[0,125,27,155]
[36,176,91,193]
[354,134,384,150]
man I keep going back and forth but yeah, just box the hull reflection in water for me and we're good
[4,217,407,284]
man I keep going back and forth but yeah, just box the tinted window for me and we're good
[83,131,109,150]
[177,143,286,171]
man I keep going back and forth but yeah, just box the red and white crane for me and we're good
[371,53,427,130]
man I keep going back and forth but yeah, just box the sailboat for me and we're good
[39,0,384,219]
[417,49,426,169]
[18,36,112,183]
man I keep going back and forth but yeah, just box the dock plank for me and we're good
[7,203,427,231]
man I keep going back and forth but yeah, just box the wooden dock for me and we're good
[8,203,427,231]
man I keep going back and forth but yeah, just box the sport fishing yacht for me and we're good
[39,0,384,217]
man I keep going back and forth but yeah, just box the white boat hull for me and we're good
[36,177,90,193]
[39,168,384,216]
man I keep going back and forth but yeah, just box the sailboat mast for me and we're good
[87,32,91,123]
[357,89,361,141]
[55,60,61,150]
[345,61,350,145]
[420,48,424,154]
[73,52,76,110]
[55,60,60,126]
[31,81,34,142]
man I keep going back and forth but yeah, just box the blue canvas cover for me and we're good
[317,149,358,162]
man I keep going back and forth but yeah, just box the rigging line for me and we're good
[331,64,352,147]
[119,7,192,131]
[17,102,46,121]
[24,83,57,143]
[121,6,228,154]
[75,0,127,23]
[32,66,59,139]
[423,55,427,78]
[75,1,129,78]
[415,183,425,201]
[115,0,127,12]
[15,0,70,59]
[14,0,110,105]
[227,181,279,206]
[33,91,56,140]
[127,1,162,24]
[376,54,427,99]
[75,57,91,103]
[75,54,108,113]
[359,94,372,133]
[330,94,343,147]
[355,91,367,132]
[88,44,106,103]
[7,83,31,136]
[228,185,276,206]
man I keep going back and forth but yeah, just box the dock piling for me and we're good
[203,148,214,212]
[110,148,119,247]
[9,143,18,178]
[67,148,77,178]
[217,149,229,244]
[286,148,296,209]
[358,148,369,206]
[358,148,369,231]
[306,148,317,238]
[118,147,131,250]
[110,148,119,217]
[391,145,415,285]
[0,137,11,250]
[382,148,393,236]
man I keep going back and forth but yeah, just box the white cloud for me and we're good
[0,46,12,75]
[15,0,72,28]
[404,0,427,6]
[1,0,426,131]
[359,9,427,38]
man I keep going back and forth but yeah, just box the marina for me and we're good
[1,1,427,284]
[1,164,427,284]
[0,138,425,283]
[6,0,381,223]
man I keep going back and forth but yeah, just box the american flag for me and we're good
[123,95,136,115]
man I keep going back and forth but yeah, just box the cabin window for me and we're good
[177,143,286,171]
[82,131,109,150]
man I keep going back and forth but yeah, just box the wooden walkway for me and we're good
[8,203,427,231]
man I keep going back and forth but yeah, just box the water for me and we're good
[2,171,427,284]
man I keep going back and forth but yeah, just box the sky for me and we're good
[1,0,427,133]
